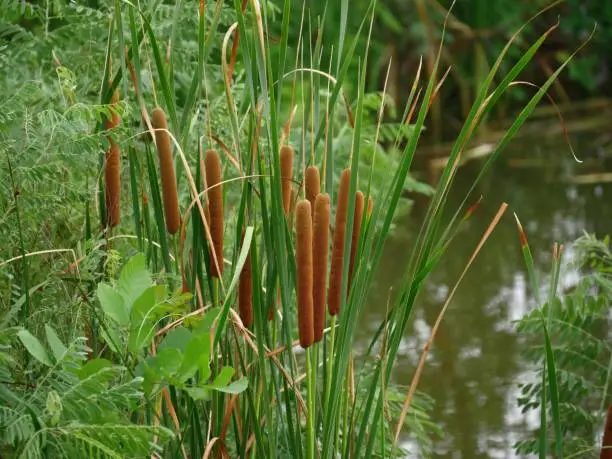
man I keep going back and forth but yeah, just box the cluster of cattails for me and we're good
[104,88,121,228]
[294,165,371,349]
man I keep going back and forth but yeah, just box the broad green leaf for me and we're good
[100,322,122,354]
[77,358,113,380]
[193,307,220,334]
[177,331,210,383]
[130,285,167,323]
[152,347,183,380]
[213,377,248,395]
[97,283,129,326]
[18,329,52,366]
[128,285,181,353]
[159,327,192,353]
[185,386,212,401]
[209,366,235,388]
[117,254,152,310]
[44,325,67,363]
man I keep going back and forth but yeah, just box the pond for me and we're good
[359,134,612,458]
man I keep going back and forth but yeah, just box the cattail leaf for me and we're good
[213,226,254,347]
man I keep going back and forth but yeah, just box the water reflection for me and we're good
[359,139,612,458]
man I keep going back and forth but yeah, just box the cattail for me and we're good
[327,168,351,316]
[305,165,320,214]
[205,149,224,278]
[104,89,121,228]
[280,145,294,215]
[151,107,180,235]
[348,191,364,289]
[238,229,253,329]
[313,193,330,343]
[295,200,314,348]
[602,405,612,459]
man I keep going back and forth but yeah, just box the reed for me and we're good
[204,149,224,278]
[238,229,253,328]
[295,199,314,348]
[104,89,121,228]
[348,191,364,289]
[280,145,294,216]
[313,193,330,343]
[151,107,180,235]
[305,165,320,215]
[327,168,350,316]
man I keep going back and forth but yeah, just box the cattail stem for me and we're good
[238,229,253,328]
[313,193,330,343]
[151,107,180,235]
[104,89,121,228]
[327,168,350,316]
[280,145,294,216]
[306,347,316,459]
[348,191,365,291]
[296,199,314,348]
[205,149,224,278]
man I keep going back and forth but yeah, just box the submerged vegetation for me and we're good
[0,0,610,458]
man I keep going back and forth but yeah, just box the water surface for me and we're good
[361,136,612,458]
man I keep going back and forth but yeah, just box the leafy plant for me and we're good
[515,232,612,457]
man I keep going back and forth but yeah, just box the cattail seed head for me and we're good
[295,200,314,348]
[327,168,351,316]
[313,193,330,343]
[280,145,294,216]
[305,165,320,214]
[238,229,253,329]
[348,191,365,290]
[104,88,121,228]
[205,149,224,278]
[151,107,180,235]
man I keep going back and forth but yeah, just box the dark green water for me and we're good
[360,138,612,458]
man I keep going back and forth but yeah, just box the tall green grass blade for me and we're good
[213,227,253,347]
[144,144,172,274]
[128,147,143,251]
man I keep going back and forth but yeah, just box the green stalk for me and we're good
[306,347,315,459]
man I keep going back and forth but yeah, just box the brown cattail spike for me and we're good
[312,193,330,343]
[104,89,121,228]
[238,230,253,328]
[205,149,224,278]
[348,191,365,290]
[280,145,294,216]
[151,107,180,235]
[296,200,314,348]
[327,168,351,316]
[305,165,320,215]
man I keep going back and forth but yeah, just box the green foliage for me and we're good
[515,233,612,457]
[0,0,586,457]
[1,320,174,458]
